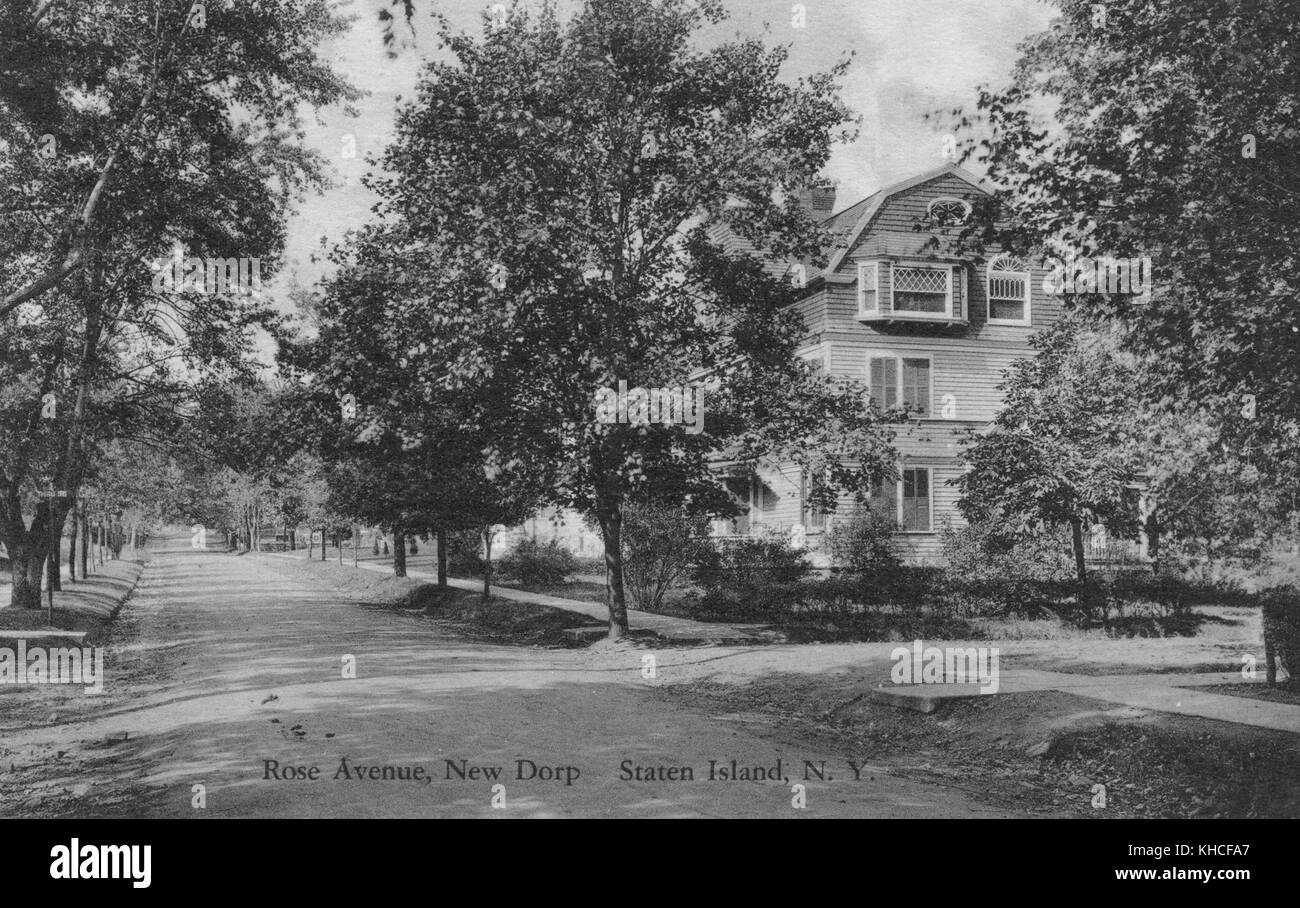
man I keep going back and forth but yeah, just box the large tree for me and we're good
[957,316,1144,583]
[0,0,356,606]
[949,0,1300,672]
[290,232,549,583]
[366,0,894,637]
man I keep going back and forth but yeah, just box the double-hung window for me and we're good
[900,467,932,532]
[868,467,933,532]
[800,470,826,531]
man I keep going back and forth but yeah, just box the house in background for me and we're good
[490,506,606,560]
[494,163,1065,567]
[710,163,1063,564]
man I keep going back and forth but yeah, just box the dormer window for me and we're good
[857,259,967,325]
[987,253,1032,325]
[926,197,972,226]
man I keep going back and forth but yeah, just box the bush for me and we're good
[621,503,711,612]
[573,556,606,575]
[445,529,485,577]
[691,528,812,620]
[1259,585,1300,688]
[827,504,903,579]
[693,527,811,589]
[496,537,578,585]
[938,518,1075,617]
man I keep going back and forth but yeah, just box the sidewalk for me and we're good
[265,549,1300,733]
[878,667,1300,733]
[267,549,774,644]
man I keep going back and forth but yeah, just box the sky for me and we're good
[278,0,1059,295]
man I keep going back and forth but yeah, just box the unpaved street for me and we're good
[0,538,1022,818]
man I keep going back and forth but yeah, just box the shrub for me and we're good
[695,580,808,622]
[691,527,812,620]
[573,556,606,575]
[1259,585,1300,688]
[445,529,485,577]
[496,537,578,585]
[827,504,903,579]
[693,527,811,589]
[938,518,1075,617]
[620,503,711,612]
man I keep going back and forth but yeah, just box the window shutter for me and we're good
[878,260,892,314]
[871,477,898,522]
[870,355,901,409]
[956,265,966,320]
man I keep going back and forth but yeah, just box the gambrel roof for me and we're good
[820,163,990,278]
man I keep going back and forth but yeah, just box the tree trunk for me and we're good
[481,526,494,600]
[1070,517,1088,584]
[79,509,88,579]
[436,528,448,586]
[595,493,630,639]
[8,541,43,609]
[1146,511,1160,572]
[46,502,63,592]
[371,530,379,556]
[393,527,407,578]
[289,528,296,551]
[48,530,61,593]
[1261,590,1298,689]
[68,515,77,583]
[308,529,314,559]
[319,527,326,561]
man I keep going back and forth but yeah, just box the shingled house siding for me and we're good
[706,165,1064,566]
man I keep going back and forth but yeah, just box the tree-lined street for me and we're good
[0,534,1016,818]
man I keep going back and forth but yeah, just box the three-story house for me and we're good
[712,163,1062,564]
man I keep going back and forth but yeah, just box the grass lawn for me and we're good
[0,559,144,636]
[268,553,604,647]
[662,668,1300,818]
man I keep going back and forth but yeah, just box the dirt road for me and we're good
[0,538,1023,818]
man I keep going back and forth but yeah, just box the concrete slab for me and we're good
[562,626,607,643]
[871,668,1300,734]
[871,683,988,713]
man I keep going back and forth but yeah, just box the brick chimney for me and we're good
[794,182,837,220]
